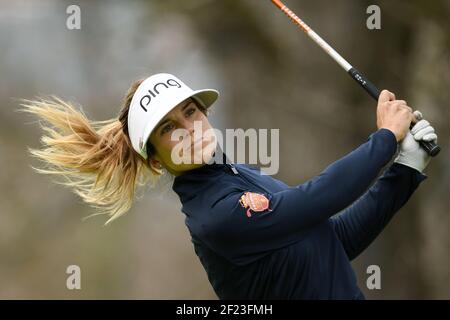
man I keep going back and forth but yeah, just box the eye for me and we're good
[185,106,196,117]
[161,123,174,135]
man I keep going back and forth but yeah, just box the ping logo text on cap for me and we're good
[139,78,182,112]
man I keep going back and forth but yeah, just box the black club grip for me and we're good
[348,67,441,157]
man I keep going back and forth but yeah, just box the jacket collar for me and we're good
[172,144,234,201]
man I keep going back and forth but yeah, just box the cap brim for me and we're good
[191,88,219,109]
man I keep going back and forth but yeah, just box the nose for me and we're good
[177,115,196,141]
[179,117,194,133]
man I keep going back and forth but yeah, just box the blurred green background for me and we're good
[0,0,449,299]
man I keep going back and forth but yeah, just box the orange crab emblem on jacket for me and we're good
[239,192,272,217]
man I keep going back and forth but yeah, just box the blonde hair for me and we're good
[18,79,161,225]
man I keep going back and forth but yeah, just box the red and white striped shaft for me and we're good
[271,0,352,72]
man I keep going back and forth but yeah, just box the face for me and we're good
[148,98,217,176]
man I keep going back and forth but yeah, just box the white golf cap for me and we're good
[127,73,219,159]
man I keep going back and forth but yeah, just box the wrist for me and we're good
[379,127,399,142]
[394,151,430,173]
[394,157,425,173]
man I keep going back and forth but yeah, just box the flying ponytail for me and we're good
[19,79,161,225]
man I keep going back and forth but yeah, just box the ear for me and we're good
[149,157,164,175]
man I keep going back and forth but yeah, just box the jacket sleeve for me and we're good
[329,162,427,261]
[203,128,398,266]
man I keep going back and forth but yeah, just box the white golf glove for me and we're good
[394,111,438,173]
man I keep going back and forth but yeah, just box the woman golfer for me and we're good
[22,72,437,299]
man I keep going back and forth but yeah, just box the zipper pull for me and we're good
[228,164,239,175]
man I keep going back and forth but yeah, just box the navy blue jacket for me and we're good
[172,128,427,299]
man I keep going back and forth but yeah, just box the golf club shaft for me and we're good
[271,0,440,157]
